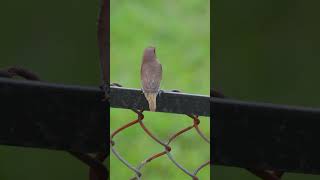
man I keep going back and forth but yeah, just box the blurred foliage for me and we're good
[213,0,320,179]
[0,0,104,180]
[0,0,209,179]
[110,0,210,179]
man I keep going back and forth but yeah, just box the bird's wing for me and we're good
[141,63,161,93]
[159,62,162,81]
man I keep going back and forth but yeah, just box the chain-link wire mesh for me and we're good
[110,83,210,180]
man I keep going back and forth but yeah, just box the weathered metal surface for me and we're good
[110,86,210,116]
[212,97,320,174]
[0,77,108,153]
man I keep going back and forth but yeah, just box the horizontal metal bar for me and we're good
[0,77,208,152]
[212,97,320,174]
[110,86,210,116]
[0,78,108,153]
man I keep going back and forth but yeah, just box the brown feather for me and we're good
[144,93,157,111]
[140,47,162,111]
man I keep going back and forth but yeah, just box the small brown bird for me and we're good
[141,47,162,111]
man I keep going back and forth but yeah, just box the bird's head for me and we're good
[143,46,156,60]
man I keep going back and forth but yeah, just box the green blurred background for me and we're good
[0,0,210,179]
[110,0,209,179]
[213,0,320,179]
[0,0,105,179]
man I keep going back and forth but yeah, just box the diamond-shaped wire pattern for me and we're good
[110,84,210,180]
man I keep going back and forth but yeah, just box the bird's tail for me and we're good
[144,93,157,111]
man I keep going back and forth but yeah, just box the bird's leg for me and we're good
[158,89,181,97]
[158,89,164,97]
[170,89,181,93]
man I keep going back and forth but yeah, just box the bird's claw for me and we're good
[171,89,181,93]
[158,90,164,97]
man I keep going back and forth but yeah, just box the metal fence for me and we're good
[110,85,210,180]
[4,0,320,179]
[213,90,320,180]
[0,0,109,180]
[0,69,108,180]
